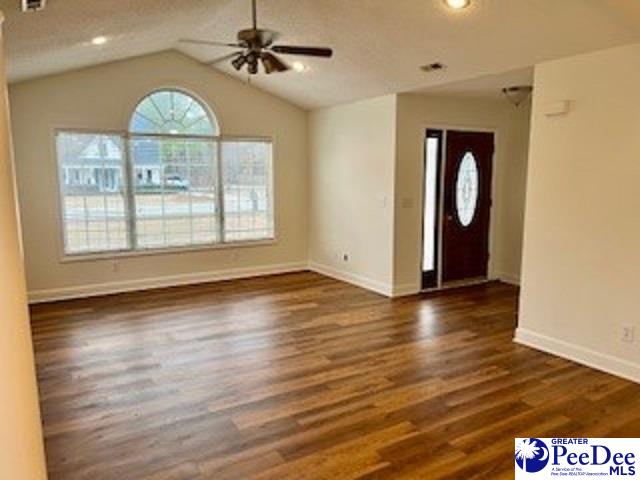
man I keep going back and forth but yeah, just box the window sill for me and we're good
[59,238,277,264]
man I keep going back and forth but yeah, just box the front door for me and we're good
[442,130,494,283]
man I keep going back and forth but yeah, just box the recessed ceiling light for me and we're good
[444,0,471,10]
[292,62,309,73]
[91,36,108,46]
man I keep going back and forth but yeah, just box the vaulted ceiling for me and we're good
[1,0,639,109]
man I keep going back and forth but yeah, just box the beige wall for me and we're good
[308,92,530,296]
[9,50,531,302]
[0,22,48,479]
[308,95,397,294]
[516,43,640,381]
[393,93,531,292]
[9,50,309,301]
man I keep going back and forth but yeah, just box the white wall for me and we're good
[9,51,309,302]
[516,43,640,382]
[0,19,47,479]
[393,93,531,292]
[308,95,397,295]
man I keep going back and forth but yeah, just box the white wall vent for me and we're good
[21,0,46,12]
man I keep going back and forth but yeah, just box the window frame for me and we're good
[129,88,221,137]
[54,126,277,263]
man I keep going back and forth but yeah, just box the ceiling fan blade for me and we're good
[261,52,290,74]
[271,45,333,57]
[179,38,243,48]
[204,52,244,66]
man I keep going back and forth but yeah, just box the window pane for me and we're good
[130,137,219,249]
[56,132,129,254]
[456,152,479,227]
[129,90,218,136]
[422,136,439,272]
[221,141,274,242]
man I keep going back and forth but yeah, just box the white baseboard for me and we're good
[514,328,640,384]
[495,271,521,285]
[28,262,308,304]
[308,262,393,297]
[392,283,420,298]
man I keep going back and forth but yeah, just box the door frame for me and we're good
[420,124,498,291]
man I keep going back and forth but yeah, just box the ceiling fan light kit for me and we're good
[180,0,333,75]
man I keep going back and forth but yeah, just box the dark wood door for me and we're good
[442,130,494,282]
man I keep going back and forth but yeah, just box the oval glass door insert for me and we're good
[455,152,479,227]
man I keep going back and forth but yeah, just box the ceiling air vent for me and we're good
[21,0,46,12]
[421,62,446,73]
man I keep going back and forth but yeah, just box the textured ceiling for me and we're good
[0,0,639,109]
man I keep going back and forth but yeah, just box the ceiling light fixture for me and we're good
[231,55,248,71]
[292,62,308,73]
[246,52,259,75]
[444,0,471,10]
[262,53,289,74]
[179,0,332,76]
[502,85,533,107]
[91,36,108,46]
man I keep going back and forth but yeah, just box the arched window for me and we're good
[55,88,274,257]
[130,89,219,136]
[128,90,222,250]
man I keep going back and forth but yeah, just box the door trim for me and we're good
[419,124,498,292]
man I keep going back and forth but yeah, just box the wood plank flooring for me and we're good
[30,272,640,479]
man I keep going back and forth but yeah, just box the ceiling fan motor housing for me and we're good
[237,29,277,49]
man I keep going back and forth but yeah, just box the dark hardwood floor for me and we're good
[30,272,640,479]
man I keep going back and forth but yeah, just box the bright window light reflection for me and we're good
[422,137,439,272]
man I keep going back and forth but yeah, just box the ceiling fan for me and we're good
[179,0,333,75]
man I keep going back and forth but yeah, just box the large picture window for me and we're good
[56,89,274,257]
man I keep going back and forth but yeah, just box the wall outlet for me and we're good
[343,253,349,262]
[622,324,635,343]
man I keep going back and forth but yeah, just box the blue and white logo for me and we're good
[515,438,550,473]
[515,438,639,478]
